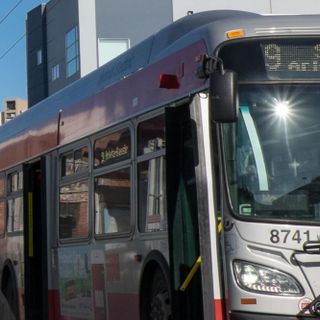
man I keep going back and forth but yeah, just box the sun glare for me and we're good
[274,100,290,119]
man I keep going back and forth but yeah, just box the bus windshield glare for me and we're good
[223,85,320,222]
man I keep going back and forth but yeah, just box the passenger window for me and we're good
[0,176,5,196]
[0,176,5,235]
[137,115,167,233]
[8,171,23,193]
[95,168,131,235]
[0,201,4,235]
[94,128,131,168]
[138,114,165,155]
[7,171,23,233]
[138,158,167,232]
[7,197,23,232]
[61,146,89,177]
[59,180,89,239]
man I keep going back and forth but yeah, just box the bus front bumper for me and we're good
[230,311,316,320]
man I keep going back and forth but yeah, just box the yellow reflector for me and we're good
[241,298,257,305]
[226,29,245,39]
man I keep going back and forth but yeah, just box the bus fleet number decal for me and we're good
[270,229,310,244]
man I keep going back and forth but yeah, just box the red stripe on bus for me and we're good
[48,289,60,320]
[214,299,224,320]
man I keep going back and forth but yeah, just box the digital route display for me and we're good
[262,42,320,79]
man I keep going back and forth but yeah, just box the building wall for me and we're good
[172,0,269,19]
[26,5,48,107]
[0,99,28,124]
[172,0,320,19]
[78,0,97,77]
[26,0,320,106]
[271,0,320,14]
[93,0,173,74]
[46,0,80,97]
[95,0,172,67]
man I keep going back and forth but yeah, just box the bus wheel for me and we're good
[148,268,172,320]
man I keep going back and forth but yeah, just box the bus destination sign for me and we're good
[262,43,320,79]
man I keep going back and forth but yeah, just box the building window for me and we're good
[98,38,130,66]
[52,64,60,81]
[6,100,16,111]
[66,26,79,77]
[36,49,42,65]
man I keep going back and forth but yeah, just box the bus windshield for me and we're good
[223,85,320,222]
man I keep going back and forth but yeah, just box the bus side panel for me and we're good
[56,242,141,320]
[58,40,208,146]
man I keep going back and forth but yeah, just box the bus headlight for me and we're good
[233,260,304,296]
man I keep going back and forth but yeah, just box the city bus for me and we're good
[1,9,320,320]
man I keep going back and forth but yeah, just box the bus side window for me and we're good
[61,146,89,177]
[7,171,23,233]
[59,181,89,239]
[138,158,167,232]
[137,114,167,233]
[94,128,131,168]
[95,168,131,235]
[0,175,5,235]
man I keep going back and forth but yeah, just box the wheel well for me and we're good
[1,260,19,320]
[140,251,169,287]
[1,262,14,292]
[139,251,171,315]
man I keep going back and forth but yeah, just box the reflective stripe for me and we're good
[241,106,269,191]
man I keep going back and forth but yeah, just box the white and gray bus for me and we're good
[0,9,320,320]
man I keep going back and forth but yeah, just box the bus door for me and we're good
[166,103,204,320]
[23,158,48,320]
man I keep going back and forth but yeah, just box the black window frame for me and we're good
[6,167,23,235]
[136,112,167,234]
[58,140,91,243]
[0,173,6,237]
[93,123,133,239]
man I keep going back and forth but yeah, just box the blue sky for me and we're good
[0,0,47,111]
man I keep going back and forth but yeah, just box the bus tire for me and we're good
[2,266,19,320]
[141,266,172,320]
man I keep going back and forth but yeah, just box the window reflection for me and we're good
[138,158,167,232]
[94,128,131,168]
[95,168,131,234]
[138,115,165,155]
[59,181,89,239]
[0,201,5,234]
[8,171,23,193]
[7,197,23,232]
[0,177,4,197]
[223,85,320,221]
[61,146,89,177]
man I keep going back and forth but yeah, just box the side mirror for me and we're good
[209,70,238,123]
